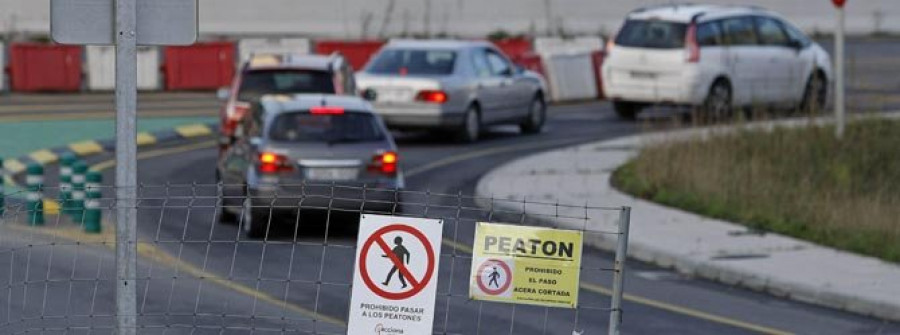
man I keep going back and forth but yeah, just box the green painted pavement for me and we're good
[0,116,215,159]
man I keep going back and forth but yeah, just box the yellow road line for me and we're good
[405,136,592,177]
[90,140,216,172]
[69,140,105,156]
[175,124,213,138]
[29,149,59,165]
[42,200,61,215]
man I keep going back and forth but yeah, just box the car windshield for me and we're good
[365,49,457,75]
[268,111,385,144]
[238,70,334,101]
[615,19,687,49]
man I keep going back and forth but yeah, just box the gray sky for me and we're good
[1,0,895,38]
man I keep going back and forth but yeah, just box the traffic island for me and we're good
[475,113,900,322]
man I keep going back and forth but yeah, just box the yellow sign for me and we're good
[469,222,583,308]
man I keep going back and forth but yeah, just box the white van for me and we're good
[602,4,832,119]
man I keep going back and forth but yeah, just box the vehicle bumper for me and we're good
[371,103,465,129]
[602,65,708,105]
[248,181,404,213]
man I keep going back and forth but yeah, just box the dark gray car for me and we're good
[217,94,404,238]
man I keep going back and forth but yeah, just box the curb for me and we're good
[2,122,217,193]
[475,115,900,323]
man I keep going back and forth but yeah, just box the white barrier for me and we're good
[0,42,5,91]
[238,38,310,63]
[86,46,160,90]
[534,37,604,56]
[542,53,598,102]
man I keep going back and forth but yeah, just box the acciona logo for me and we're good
[374,324,404,334]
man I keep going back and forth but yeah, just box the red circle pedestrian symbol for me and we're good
[359,224,436,300]
[476,259,512,296]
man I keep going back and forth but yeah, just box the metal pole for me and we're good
[115,0,138,333]
[835,5,846,139]
[608,207,631,335]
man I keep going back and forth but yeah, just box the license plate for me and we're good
[630,71,657,79]
[377,88,412,103]
[305,167,358,181]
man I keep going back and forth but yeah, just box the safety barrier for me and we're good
[491,37,533,60]
[8,43,82,92]
[0,183,631,334]
[86,45,161,91]
[534,37,604,55]
[543,52,600,102]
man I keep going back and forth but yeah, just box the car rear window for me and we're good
[614,20,687,49]
[268,111,386,143]
[365,49,457,75]
[238,70,335,101]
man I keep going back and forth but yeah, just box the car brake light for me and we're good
[310,106,345,115]
[685,23,700,63]
[416,90,448,104]
[258,152,293,173]
[370,151,398,175]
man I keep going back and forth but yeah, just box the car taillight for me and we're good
[258,152,293,174]
[685,23,700,63]
[416,90,448,104]
[310,106,345,115]
[369,151,398,175]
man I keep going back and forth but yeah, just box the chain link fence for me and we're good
[0,183,630,334]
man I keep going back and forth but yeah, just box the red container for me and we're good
[491,38,533,60]
[163,42,236,90]
[8,43,82,92]
[314,40,386,71]
[591,50,607,100]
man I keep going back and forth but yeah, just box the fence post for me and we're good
[59,153,76,215]
[84,171,103,233]
[608,206,631,335]
[0,157,5,217]
[26,163,44,226]
[70,160,88,221]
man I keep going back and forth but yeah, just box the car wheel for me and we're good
[520,97,546,134]
[457,106,481,143]
[241,197,268,239]
[219,206,238,224]
[613,102,641,120]
[702,80,732,122]
[800,72,827,115]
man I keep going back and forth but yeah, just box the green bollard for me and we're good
[83,171,102,233]
[70,161,88,221]
[26,163,44,225]
[0,157,5,217]
[59,153,77,215]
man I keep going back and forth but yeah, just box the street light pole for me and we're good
[835,3,846,139]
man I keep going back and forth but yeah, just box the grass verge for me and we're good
[612,119,900,262]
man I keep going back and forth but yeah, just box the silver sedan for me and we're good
[356,40,548,142]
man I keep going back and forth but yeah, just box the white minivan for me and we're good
[602,4,832,119]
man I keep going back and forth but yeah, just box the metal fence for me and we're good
[0,183,631,335]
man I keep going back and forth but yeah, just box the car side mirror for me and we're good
[217,87,231,101]
[249,137,263,148]
[500,67,514,77]
[787,40,804,51]
[515,65,526,75]
[362,88,377,101]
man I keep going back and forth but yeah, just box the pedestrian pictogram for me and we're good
[469,222,584,308]
[358,224,436,300]
[349,215,443,334]
[475,259,513,297]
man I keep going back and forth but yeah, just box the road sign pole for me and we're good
[114,0,138,333]
[835,4,846,139]
[608,207,630,335]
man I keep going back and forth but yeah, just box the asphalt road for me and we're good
[4,100,893,334]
